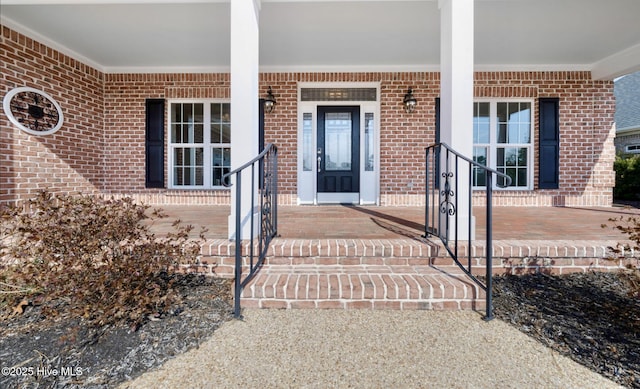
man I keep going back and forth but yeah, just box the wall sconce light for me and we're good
[403,88,417,113]
[264,86,277,113]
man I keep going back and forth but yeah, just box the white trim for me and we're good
[3,87,64,136]
[296,82,381,205]
[104,66,232,74]
[316,193,360,204]
[261,64,594,75]
[474,64,592,73]
[592,42,640,81]
[616,126,640,136]
[1,0,228,4]
[261,64,439,74]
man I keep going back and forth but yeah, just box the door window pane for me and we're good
[302,113,313,171]
[364,113,374,171]
[325,112,352,171]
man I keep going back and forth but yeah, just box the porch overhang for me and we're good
[1,0,639,80]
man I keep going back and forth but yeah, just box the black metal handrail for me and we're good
[424,142,511,320]
[223,143,278,318]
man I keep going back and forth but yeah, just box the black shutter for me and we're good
[435,98,441,186]
[258,98,265,188]
[145,99,165,188]
[538,98,560,189]
[435,97,440,144]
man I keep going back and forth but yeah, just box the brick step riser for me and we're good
[186,255,631,278]
[240,299,486,311]
[199,239,626,260]
[240,270,486,311]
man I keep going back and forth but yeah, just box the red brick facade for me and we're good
[1,26,615,206]
[1,26,104,203]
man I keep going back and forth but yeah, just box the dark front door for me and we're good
[317,106,360,194]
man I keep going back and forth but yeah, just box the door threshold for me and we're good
[316,193,359,204]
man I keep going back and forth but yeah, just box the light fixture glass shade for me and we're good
[264,86,276,113]
[403,88,417,113]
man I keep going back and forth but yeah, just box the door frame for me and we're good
[297,82,380,205]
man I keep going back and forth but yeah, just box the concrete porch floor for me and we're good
[149,203,640,242]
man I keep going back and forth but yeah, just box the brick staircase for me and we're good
[195,238,487,311]
[187,236,632,312]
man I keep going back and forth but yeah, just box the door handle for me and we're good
[317,156,322,172]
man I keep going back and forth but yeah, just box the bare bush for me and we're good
[0,191,205,328]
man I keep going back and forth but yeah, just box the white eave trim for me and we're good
[592,43,640,81]
[1,0,229,4]
[260,63,594,74]
[103,66,232,74]
[616,126,640,136]
[474,64,592,73]
[259,64,440,73]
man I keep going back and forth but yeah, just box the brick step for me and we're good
[208,256,467,278]
[178,237,632,312]
[238,264,486,311]
[192,238,631,278]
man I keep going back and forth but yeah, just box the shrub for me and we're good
[0,191,205,328]
[606,214,640,259]
[613,154,640,201]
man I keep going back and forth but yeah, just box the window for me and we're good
[472,100,533,189]
[625,144,640,154]
[169,101,231,189]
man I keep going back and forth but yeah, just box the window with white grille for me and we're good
[473,100,533,189]
[169,101,231,189]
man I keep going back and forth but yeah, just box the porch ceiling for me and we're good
[1,0,639,79]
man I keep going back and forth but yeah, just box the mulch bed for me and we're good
[0,274,233,389]
[1,271,638,388]
[493,271,640,388]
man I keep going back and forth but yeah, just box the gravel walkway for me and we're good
[120,310,620,389]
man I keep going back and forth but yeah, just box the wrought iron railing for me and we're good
[424,142,511,320]
[223,143,278,318]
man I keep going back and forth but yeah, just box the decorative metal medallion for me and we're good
[3,87,64,136]
[440,171,456,216]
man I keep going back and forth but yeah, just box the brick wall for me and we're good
[1,26,615,207]
[473,71,616,207]
[103,73,230,194]
[263,71,615,207]
[1,26,104,203]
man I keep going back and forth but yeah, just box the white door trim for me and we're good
[296,82,380,205]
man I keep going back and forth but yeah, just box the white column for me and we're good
[228,0,260,240]
[439,0,475,240]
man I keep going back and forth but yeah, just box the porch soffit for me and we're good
[1,0,639,79]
